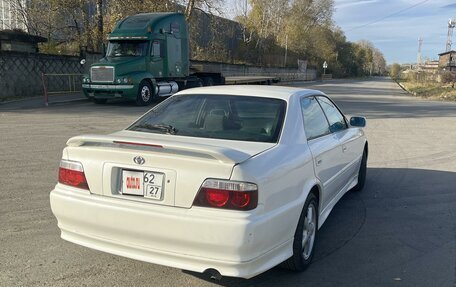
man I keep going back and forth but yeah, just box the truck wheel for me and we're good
[202,77,214,86]
[136,80,153,106]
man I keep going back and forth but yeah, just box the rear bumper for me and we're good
[50,186,291,279]
[82,84,137,99]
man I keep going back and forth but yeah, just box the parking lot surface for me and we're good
[1,78,455,287]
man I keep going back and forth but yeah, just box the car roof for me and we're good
[175,85,325,101]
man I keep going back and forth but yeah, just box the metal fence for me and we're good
[41,73,83,106]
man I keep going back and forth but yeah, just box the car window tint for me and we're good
[128,94,286,143]
[316,96,347,133]
[300,97,330,140]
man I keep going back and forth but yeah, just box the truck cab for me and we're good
[82,13,217,105]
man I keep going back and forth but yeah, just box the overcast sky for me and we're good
[333,0,456,64]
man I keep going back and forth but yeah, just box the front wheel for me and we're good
[283,193,318,271]
[136,81,153,106]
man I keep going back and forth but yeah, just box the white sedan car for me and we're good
[50,85,367,279]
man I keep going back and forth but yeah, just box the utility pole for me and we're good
[446,19,455,52]
[417,37,423,69]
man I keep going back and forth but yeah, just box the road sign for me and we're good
[323,61,328,76]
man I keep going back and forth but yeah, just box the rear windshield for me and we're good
[128,94,287,143]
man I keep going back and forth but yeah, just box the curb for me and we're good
[0,96,42,106]
[47,98,89,105]
[278,80,317,85]
[394,80,413,95]
[0,96,88,107]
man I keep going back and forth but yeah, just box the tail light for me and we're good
[58,159,89,190]
[193,179,258,211]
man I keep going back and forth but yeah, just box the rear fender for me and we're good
[298,179,323,229]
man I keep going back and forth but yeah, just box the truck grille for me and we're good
[91,66,114,83]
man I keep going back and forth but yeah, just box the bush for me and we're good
[441,71,456,86]
[389,63,401,79]
[406,71,417,82]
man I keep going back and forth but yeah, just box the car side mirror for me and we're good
[350,116,366,127]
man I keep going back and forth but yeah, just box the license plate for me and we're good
[121,170,164,200]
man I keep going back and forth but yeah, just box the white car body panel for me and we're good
[50,85,367,279]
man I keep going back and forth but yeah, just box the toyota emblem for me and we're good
[133,156,145,165]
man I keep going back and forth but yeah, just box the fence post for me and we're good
[41,72,48,107]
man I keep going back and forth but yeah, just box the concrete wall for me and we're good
[219,62,316,81]
[0,51,84,101]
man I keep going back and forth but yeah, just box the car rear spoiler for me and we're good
[66,134,252,165]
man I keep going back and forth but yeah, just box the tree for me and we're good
[183,0,222,20]
[390,63,402,79]
[96,0,103,53]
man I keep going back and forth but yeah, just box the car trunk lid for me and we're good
[64,131,275,208]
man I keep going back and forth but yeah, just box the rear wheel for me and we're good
[202,77,214,86]
[353,149,367,191]
[136,80,153,106]
[283,193,318,271]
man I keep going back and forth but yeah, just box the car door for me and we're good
[300,96,345,210]
[316,96,363,187]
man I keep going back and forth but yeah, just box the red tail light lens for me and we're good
[193,179,258,211]
[206,189,230,207]
[231,191,251,208]
[58,160,89,190]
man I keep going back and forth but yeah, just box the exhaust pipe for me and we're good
[204,268,222,281]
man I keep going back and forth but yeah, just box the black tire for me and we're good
[283,193,318,271]
[93,98,107,104]
[202,77,214,86]
[353,149,367,191]
[136,80,154,106]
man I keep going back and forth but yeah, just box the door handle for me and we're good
[342,145,347,152]
[316,159,322,166]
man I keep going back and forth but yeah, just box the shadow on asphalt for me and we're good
[183,167,456,287]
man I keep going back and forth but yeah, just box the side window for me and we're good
[300,97,330,140]
[151,41,161,58]
[316,96,347,133]
[170,22,180,33]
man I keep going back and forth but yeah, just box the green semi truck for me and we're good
[82,12,225,105]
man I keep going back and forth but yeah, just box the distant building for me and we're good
[421,60,439,71]
[438,50,456,72]
[0,0,27,31]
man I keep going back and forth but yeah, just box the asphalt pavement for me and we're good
[0,77,455,287]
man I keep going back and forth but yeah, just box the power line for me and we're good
[346,0,430,32]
